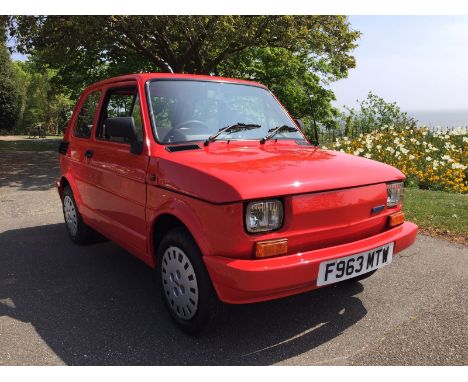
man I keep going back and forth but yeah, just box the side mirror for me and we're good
[294,118,305,131]
[105,117,142,154]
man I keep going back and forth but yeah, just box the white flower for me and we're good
[376,145,382,150]
[364,153,372,158]
[409,154,415,160]
[353,148,364,156]
[426,156,432,161]
[451,163,467,170]
[450,127,468,136]
[386,147,395,154]
[401,148,409,155]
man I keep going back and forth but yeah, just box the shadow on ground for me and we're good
[0,223,367,365]
[0,151,60,191]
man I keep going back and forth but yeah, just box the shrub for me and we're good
[322,126,467,194]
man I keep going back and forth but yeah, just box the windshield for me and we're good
[147,80,304,144]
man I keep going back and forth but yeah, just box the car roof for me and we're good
[86,73,267,91]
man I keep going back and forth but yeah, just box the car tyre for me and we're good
[157,227,227,335]
[62,185,96,245]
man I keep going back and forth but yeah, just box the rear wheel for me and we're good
[157,227,226,335]
[62,186,95,245]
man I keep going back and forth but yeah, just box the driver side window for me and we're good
[97,86,144,143]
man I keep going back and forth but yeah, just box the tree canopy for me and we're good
[7,16,359,132]
[0,39,23,131]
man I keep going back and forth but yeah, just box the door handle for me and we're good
[84,149,93,158]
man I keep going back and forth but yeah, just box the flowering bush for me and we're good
[321,126,468,193]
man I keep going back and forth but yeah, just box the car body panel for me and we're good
[204,222,418,304]
[58,72,418,305]
[154,140,404,204]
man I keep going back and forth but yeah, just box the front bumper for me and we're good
[204,222,418,304]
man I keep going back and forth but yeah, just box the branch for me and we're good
[110,16,174,73]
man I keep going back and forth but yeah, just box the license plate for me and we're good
[317,242,394,286]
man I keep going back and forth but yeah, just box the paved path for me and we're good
[0,151,466,365]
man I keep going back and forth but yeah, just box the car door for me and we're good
[67,89,103,215]
[83,82,150,262]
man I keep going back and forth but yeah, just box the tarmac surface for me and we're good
[0,151,466,365]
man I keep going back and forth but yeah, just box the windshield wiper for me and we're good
[204,123,261,146]
[260,125,298,144]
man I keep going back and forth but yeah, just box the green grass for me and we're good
[0,137,61,152]
[404,188,468,243]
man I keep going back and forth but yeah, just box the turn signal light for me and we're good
[255,239,288,258]
[388,212,405,227]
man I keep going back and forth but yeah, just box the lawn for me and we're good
[404,188,467,245]
[0,136,61,152]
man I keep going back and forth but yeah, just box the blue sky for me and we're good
[331,16,468,112]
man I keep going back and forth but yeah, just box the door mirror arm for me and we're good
[130,141,143,155]
[105,117,143,155]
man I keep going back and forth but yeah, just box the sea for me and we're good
[407,110,468,129]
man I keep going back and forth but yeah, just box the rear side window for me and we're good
[73,91,101,139]
[96,87,144,143]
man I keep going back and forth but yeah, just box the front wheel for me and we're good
[157,227,226,335]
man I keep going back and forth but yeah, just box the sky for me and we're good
[331,16,468,112]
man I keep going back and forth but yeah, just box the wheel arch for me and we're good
[57,175,70,199]
[149,208,210,268]
[57,174,84,211]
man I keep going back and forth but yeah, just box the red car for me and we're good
[57,73,418,334]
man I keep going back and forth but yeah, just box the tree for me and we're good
[343,92,417,135]
[0,37,23,132]
[7,16,360,130]
[17,60,73,134]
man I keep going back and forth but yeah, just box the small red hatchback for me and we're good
[57,73,418,334]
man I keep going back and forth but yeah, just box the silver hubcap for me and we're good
[63,195,78,236]
[161,246,199,320]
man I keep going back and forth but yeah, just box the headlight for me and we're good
[387,182,404,207]
[245,199,283,233]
